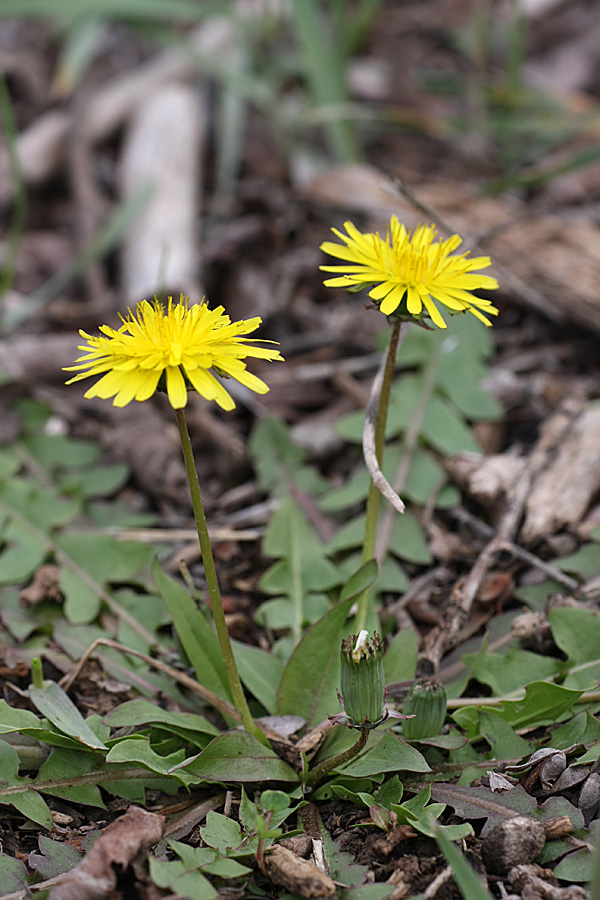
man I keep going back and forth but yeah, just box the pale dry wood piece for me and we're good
[507,863,587,900]
[0,333,80,383]
[521,405,600,543]
[0,18,239,204]
[119,83,204,302]
[445,452,526,518]
[48,806,164,900]
[418,391,585,675]
[263,844,336,899]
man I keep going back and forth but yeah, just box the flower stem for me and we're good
[355,321,401,632]
[175,408,267,745]
[306,728,369,787]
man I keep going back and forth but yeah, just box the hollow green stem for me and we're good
[175,408,267,745]
[355,321,402,632]
[30,657,44,690]
[306,728,369,787]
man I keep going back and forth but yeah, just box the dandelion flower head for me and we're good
[320,215,499,329]
[64,296,283,410]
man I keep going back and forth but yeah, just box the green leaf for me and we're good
[255,593,331,630]
[340,559,379,602]
[0,448,20,481]
[153,560,231,702]
[200,811,244,853]
[422,396,481,455]
[58,463,129,498]
[372,774,404,808]
[319,469,369,512]
[259,497,341,643]
[29,834,83,878]
[35,749,106,807]
[202,857,252,877]
[389,510,432,564]
[249,417,327,497]
[549,607,600,689]
[338,730,431,777]
[231,641,284,715]
[0,479,79,584]
[0,701,91,751]
[103,699,219,736]
[403,453,460,508]
[478,711,533,759]
[551,711,600,749]
[277,594,354,728]
[105,738,194,785]
[436,348,501,421]
[431,783,538,834]
[383,628,418,682]
[0,741,52,829]
[556,544,600,578]
[462,647,562,696]
[23,434,100,469]
[494,682,582,730]
[179,732,300,783]
[552,847,593,883]
[29,681,108,750]
[149,856,218,900]
[0,852,30,894]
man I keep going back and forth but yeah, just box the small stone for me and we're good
[480,816,546,876]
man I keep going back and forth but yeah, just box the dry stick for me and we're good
[451,506,581,595]
[423,866,454,900]
[376,338,443,565]
[418,390,586,675]
[59,637,240,723]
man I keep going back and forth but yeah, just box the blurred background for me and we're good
[1,0,600,498]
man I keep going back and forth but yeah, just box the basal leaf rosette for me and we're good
[64,295,284,410]
[320,216,499,329]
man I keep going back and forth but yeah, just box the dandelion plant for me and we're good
[65,295,283,742]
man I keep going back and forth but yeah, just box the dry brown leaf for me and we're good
[263,844,336,899]
[48,806,164,900]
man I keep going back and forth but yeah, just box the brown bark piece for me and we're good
[48,806,164,900]
[263,844,336,898]
[521,406,600,543]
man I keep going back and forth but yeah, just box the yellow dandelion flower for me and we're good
[320,216,499,329]
[64,295,284,410]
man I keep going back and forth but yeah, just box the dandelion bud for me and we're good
[339,631,386,729]
[401,679,447,740]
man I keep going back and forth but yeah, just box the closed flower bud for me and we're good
[339,631,386,729]
[402,679,447,740]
